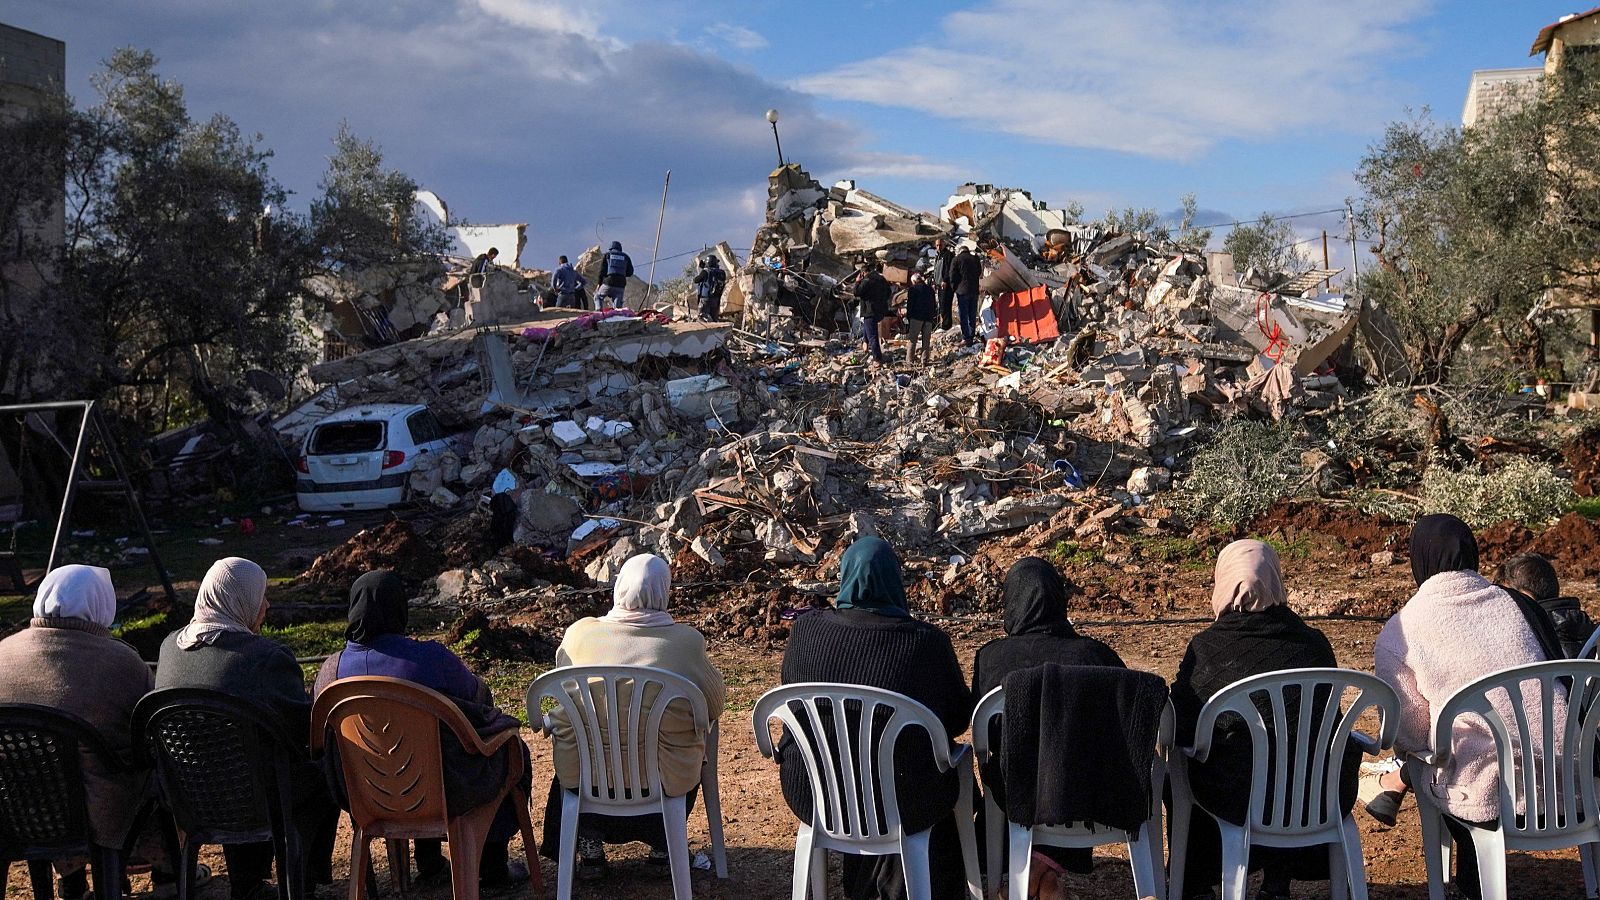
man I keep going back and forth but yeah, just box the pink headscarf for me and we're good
[1210,540,1287,618]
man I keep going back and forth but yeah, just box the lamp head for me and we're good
[765,108,780,124]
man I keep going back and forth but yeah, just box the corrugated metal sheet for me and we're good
[993,285,1059,344]
[1532,6,1600,56]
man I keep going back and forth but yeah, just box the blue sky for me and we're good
[6,1,1574,271]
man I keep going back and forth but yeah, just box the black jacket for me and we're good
[777,608,972,836]
[931,247,955,293]
[155,631,312,749]
[854,272,892,319]
[905,283,937,321]
[951,249,982,296]
[1170,606,1360,825]
[693,265,726,300]
[1539,595,1597,657]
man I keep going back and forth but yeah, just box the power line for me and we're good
[1191,207,1347,231]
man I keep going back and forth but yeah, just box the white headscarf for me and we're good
[34,565,116,628]
[602,554,674,628]
[175,557,269,650]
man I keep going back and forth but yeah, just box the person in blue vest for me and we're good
[595,241,634,310]
[551,255,586,309]
[692,256,728,321]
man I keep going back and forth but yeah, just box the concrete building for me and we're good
[0,23,67,356]
[1461,67,1543,127]
[1532,6,1600,74]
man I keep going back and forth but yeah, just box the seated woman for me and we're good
[541,554,725,879]
[971,556,1124,900]
[778,536,973,900]
[0,566,156,899]
[313,570,529,887]
[1169,540,1358,900]
[1374,514,1563,900]
[155,558,339,900]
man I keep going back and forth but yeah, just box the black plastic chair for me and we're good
[133,688,307,900]
[0,703,132,900]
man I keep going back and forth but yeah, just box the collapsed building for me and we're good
[272,159,1474,628]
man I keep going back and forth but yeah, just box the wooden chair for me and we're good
[311,676,540,900]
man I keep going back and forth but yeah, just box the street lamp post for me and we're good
[765,108,784,168]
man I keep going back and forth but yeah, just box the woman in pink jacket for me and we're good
[1373,514,1562,900]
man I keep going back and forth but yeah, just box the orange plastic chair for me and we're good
[310,676,541,900]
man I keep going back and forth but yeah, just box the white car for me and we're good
[295,404,451,512]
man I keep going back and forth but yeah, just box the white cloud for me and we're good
[706,23,768,51]
[796,0,1432,161]
[472,0,602,39]
[836,151,967,182]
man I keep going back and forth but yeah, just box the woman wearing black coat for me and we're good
[778,537,973,900]
[972,557,1124,898]
[1169,540,1360,900]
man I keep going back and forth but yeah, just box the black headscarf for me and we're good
[346,570,409,645]
[1001,557,1080,637]
[1410,514,1479,586]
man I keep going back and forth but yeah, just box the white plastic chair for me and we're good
[1578,625,1600,660]
[527,665,728,900]
[970,684,1174,900]
[752,683,983,900]
[1168,668,1398,900]
[1401,659,1600,900]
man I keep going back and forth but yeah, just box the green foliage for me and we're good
[1420,456,1576,527]
[310,122,449,270]
[1133,535,1209,569]
[1175,193,1212,249]
[1222,212,1314,275]
[1178,420,1309,527]
[1101,206,1169,243]
[1574,496,1600,520]
[1256,533,1313,560]
[1356,57,1600,383]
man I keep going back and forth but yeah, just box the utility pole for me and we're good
[1322,229,1331,291]
[1345,199,1360,291]
[644,170,670,307]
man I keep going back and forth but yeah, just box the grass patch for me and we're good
[1256,533,1314,560]
[1133,536,1209,569]
[1575,497,1600,520]
[1046,541,1104,569]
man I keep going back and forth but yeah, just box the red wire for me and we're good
[1256,292,1286,363]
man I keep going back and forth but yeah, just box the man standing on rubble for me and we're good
[693,256,728,322]
[551,255,585,309]
[951,242,983,346]
[904,271,937,367]
[931,237,955,332]
[595,241,634,311]
[854,261,892,366]
[470,247,499,275]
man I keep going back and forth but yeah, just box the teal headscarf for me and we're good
[835,536,909,618]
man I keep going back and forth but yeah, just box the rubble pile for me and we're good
[273,157,1596,644]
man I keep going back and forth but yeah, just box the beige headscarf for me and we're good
[1210,539,1288,618]
[602,554,674,627]
[175,557,269,650]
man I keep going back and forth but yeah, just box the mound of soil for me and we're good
[1526,513,1600,578]
[445,608,557,663]
[1244,501,1409,559]
[1475,514,1600,578]
[428,511,502,570]
[1567,427,1600,497]
[298,519,445,592]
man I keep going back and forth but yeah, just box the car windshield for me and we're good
[309,421,384,455]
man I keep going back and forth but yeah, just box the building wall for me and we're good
[1547,16,1600,75]
[1461,68,1542,127]
[0,24,67,336]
